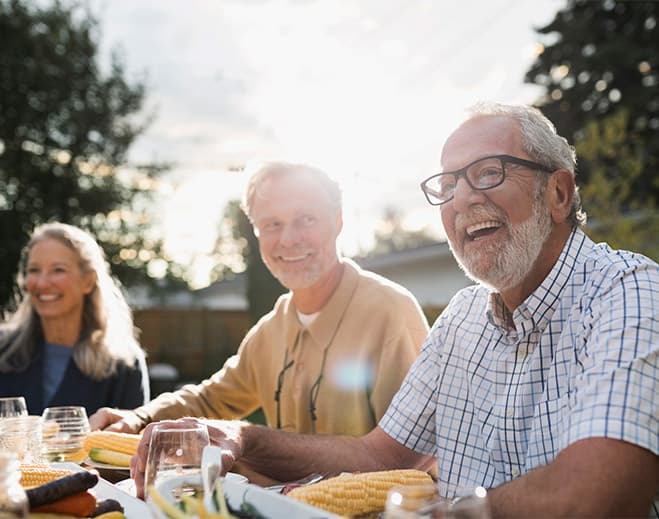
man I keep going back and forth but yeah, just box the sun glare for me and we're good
[93,0,558,287]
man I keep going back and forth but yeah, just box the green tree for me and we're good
[211,200,285,324]
[525,0,659,201]
[576,109,659,259]
[368,206,438,255]
[0,0,183,312]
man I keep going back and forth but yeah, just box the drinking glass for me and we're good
[0,397,28,418]
[385,482,439,518]
[418,486,491,519]
[0,416,43,463]
[41,406,90,463]
[144,423,210,509]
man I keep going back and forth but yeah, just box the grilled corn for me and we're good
[287,469,433,516]
[88,448,132,468]
[19,465,75,488]
[82,431,141,456]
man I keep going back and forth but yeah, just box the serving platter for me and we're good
[224,476,340,519]
[82,456,130,472]
[148,472,339,519]
[51,462,150,517]
[51,462,337,518]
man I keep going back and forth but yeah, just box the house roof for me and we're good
[355,241,452,270]
[131,241,467,309]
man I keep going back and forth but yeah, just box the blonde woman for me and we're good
[0,222,149,414]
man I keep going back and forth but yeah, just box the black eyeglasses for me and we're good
[274,345,330,434]
[420,154,553,206]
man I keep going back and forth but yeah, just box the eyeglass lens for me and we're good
[425,157,505,204]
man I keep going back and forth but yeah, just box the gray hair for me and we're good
[466,101,587,227]
[240,161,342,222]
[0,222,143,379]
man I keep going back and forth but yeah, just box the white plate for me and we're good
[83,456,131,472]
[148,473,339,519]
[116,471,248,498]
[52,462,150,518]
[224,477,340,519]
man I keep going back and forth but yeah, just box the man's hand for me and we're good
[131,418,246,500]
[88,407,145,433]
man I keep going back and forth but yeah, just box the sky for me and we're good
[89,0,563,287]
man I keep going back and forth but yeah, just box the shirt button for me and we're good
[507,408,514,418]
[511,467,520,477]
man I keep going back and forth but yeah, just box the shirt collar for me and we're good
[487,228,591,334]
[283,258,360,349]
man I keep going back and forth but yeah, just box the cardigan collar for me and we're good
[283,258,360,351]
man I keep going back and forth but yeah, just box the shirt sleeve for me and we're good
[565,260,659,455]
[380,309,452,456]
[135,334,261,423]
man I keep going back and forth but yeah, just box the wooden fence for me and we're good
[134,308,252,383]
[134,306,444,392]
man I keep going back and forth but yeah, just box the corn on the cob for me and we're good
[82,431,141,456]
[287,469,433,517]
[88,448,132,468]
[19,464,75,488]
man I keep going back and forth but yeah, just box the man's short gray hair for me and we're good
[241,161,342,221]
[466,101,587,227]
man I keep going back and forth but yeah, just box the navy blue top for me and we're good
[43,343,74,404]
[0,342,150,415]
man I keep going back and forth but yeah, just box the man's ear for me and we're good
[548,169,575,224]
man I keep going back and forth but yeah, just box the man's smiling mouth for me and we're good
[278,254,310,262]
[466,220,502,240]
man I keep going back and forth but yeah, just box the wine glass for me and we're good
[41,406,91,463]
[144,422,210,511]
[0,397,28,418]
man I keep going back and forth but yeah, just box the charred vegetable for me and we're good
[26,470,99,508]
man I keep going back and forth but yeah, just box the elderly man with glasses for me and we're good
[91,161,429,444]
[131,102,658,516]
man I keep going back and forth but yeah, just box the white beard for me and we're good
[451,188,553,292]
[269,260,323,290]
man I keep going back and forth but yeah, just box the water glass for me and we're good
[0,397,28,418]
[418,487,491,519]
[145,422,209,506]
[0,416,43,464]
[41,406,90,463]
[385,482,439,518]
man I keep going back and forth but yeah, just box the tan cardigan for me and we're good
[135,259,429,436]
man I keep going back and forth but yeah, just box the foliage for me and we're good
[525,0,659,259]
[211,200,285,324]
[368,206,438,256]
[576,109,659,260]
[525,0,659,202]
[0,0,184,312]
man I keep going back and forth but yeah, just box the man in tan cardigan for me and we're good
[90,161,429,438]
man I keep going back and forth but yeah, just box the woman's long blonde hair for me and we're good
[0,222,143,379]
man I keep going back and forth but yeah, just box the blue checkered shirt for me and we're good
[381,228,658,515]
